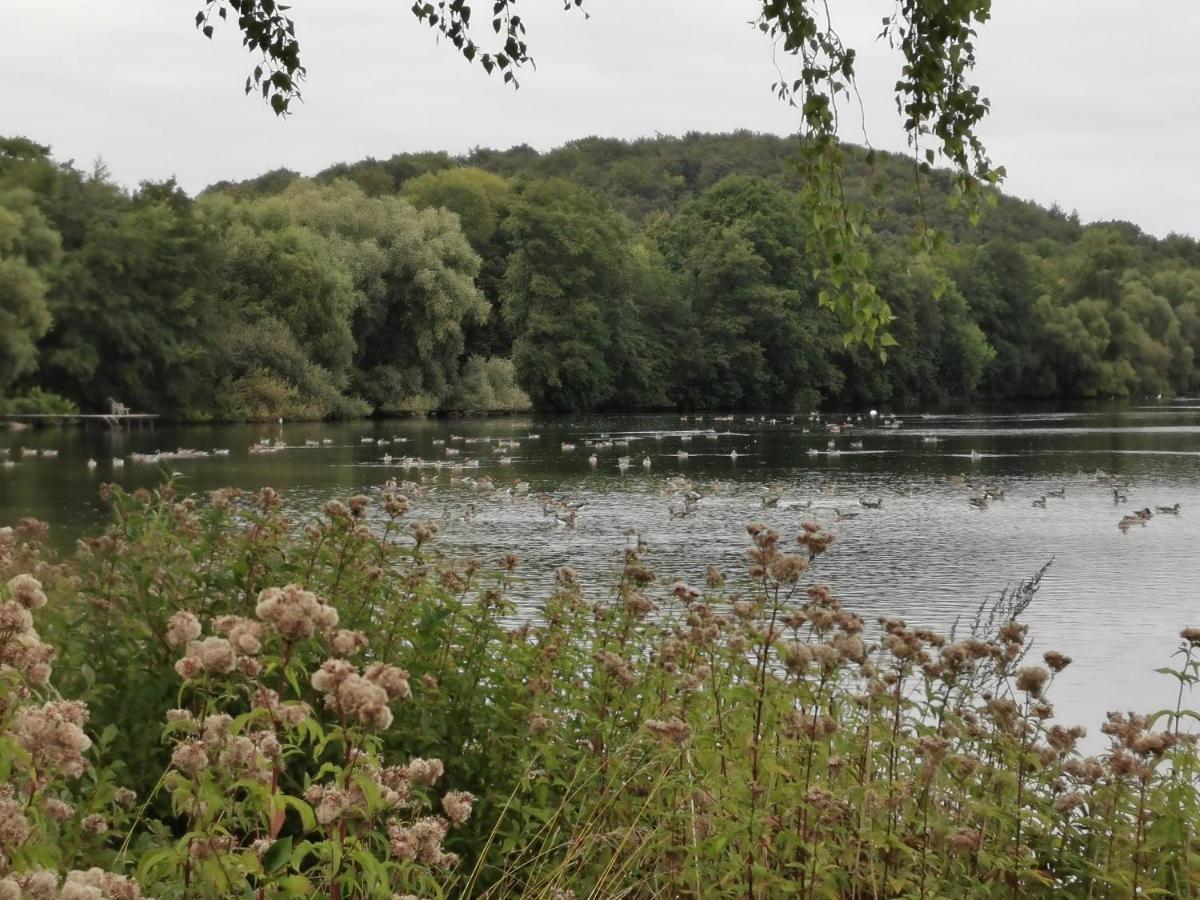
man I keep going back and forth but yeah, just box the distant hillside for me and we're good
[207,131,1088,246]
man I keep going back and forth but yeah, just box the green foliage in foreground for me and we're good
[2,485,1200,897]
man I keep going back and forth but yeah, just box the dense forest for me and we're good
[3,131,1198,419]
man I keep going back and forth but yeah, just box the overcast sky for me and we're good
[2,1,1198,237]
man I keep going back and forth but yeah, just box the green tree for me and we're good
[27,172,221,414]
[841,252,993,403]
[403,167,514,358]
[664,176,843,409]
[0,186,58,391]
[502,179,677,410]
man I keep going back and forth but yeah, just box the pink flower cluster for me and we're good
[255,585,338,641]
[168,713,281,784]
[0,574,55,686]
[310,659,410,730]
[12,700,91,779]
[172,613,265,680]
[387,816,459,869]
[0,867,150,899]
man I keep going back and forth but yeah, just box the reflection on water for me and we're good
[2,402,1199,745]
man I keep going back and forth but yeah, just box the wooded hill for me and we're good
[3,131,1197,418]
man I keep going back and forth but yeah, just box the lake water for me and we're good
[3,404,1199,746]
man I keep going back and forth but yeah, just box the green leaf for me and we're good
[263,836,293,874]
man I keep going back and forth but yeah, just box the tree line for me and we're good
[2,131,1198,418]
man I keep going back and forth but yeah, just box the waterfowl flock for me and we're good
[0,415,1190,552]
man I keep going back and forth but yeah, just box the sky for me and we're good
[2,0,1199,237]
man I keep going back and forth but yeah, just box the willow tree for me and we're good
[193,0,1002,354]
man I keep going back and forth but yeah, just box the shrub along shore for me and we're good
[0,483,1198,897]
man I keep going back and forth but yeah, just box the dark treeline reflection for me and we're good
[3,132,1199,419]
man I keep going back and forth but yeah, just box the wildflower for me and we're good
[43,797,74,822]
[81,814,108,836]
[365,663,411,700]
[7,574,47,610]
[0,786,31,850]
[529,713,552,735]
[998,621,1027,644]
[165,611,202,648]
[330,629,369,656]
[56,868,147,897]
[593,651,635,688]
[324,499,350,520]
[786,711,837,740]
[1015,665,1050,697]
[0,601,32,635]
[705,565,724,589]
[14,870,58,898]
[811,642,841,674]
[1181,627,1200,644]
[1,629,56,684]
[404,758,444,786]
[348,495,371,517]
[253,689,311,728]
[200,714,233,746]
[212,615,265,656]
[831,633,866,663]
[389,816,454,867]
[441,790,475,825]
[306,785,351,826]
[646,717,691,745]
[948,829,982,853]
[311,659,393,729]
[12,700,91,778]
[255,584,339,640]
[767,553,808,584]
[171,740,209,776]
[782,641,812,674]
[174,637,237,678]
[1131,732,1176,757]
[624,591,653,618]
[1043,650,1072,673]
[113,788,137,809]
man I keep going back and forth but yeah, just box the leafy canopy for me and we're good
[194,0,1002,351]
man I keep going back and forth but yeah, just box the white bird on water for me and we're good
[86,458,97,470]
[112,457,124,468]
[642,456,652,470]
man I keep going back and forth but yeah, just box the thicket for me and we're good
[1,485,1200,897]
[4,132,1200,417]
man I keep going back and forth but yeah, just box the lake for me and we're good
[3,403,1199,746]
